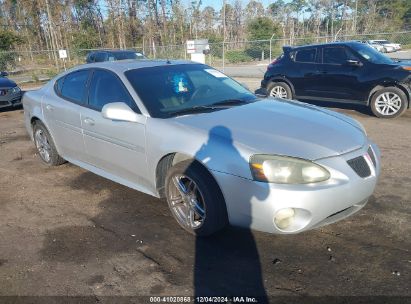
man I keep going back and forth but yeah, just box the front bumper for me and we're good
[0,91,22,109]
[212,142,380,234]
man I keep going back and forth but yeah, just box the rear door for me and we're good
[42,69,90,162]
[80,69,150,188]
[289,47,321,97]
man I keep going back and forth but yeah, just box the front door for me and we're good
[81,69,150,190]
[315,46,364,101]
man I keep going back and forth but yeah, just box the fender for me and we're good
[267,75,296,97]
[368,83,410,108]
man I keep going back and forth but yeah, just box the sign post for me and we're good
[186,39,209,64]
[58,49,68,71]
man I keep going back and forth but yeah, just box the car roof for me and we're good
[288,41,364,50]
[89,49,141,54]
[69,59,198,74]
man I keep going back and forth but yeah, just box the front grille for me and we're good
[347,156,371,178]
[368,147,376,167]
[0,89,8,96]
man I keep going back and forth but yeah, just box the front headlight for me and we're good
[250,154,330,184]
[11,86,21,94]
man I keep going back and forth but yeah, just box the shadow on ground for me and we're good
[39,171,270,297]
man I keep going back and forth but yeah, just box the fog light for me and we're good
[274,208,295,230]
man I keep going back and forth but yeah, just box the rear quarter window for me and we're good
[55,77,64,94]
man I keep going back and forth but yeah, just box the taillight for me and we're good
[267,59,278,70]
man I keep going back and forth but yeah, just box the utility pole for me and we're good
[44,0,59,70]
[222,0,226,72]
[354,0,358,34]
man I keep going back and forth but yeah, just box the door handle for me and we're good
[83,117,95,126]
[45,104,54,111]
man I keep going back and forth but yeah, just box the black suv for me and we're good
[260,41,411,118]
[86,50,146,63]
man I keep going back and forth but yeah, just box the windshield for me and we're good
[125,64,257,118]
[350,43,393,64]
[111,52,145,61]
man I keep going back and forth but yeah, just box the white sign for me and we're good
[186,39,209,54]
[58,49,67,59]
[186,40,195,54]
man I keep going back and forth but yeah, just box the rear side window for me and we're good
[55,77,64,94]
[94,52,107,62]
[59,70,90,104]
[294,49,317,63]
[88,69,139,112]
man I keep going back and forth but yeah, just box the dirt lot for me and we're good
[0,98,410,302]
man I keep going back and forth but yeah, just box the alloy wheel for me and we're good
[34,129,51,163]
[168,174,206,230]
[375,92,402,116]
[269,85,288,98]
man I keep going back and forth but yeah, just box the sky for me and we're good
[186,0,274,10]
[98,0,274,12]
[97,0,276,17]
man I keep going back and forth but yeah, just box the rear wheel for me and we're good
[33,121,66,166]
[370,87,407,118]
[267,82,292,99]
[165,160,228,236]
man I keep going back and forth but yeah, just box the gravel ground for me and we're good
[0,92,410,303]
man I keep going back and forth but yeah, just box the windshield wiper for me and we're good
[167,105,218,117]
[167,99,255,117]
[208,99,251,107]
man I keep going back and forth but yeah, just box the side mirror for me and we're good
[346,59,363,67]
[0,71,8,77]
[102,102,139,122]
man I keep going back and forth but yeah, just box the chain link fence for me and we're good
[2,31,411,85]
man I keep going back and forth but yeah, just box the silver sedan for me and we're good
[23,60,380,236]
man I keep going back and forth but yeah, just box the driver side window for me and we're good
[88,69,140,113]
[323,47,358,65]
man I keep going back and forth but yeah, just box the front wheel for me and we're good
[267,82,292,99]
[165,160,228,236]
[370,87,407,118]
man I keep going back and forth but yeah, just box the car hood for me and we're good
[172,99,366,160]
[0,77,17,88]
[395,60,411,66]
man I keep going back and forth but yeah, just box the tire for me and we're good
[267,81,292,99]
[33,121,66,166]
[165,160,228,236]
[370,87,408,118]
